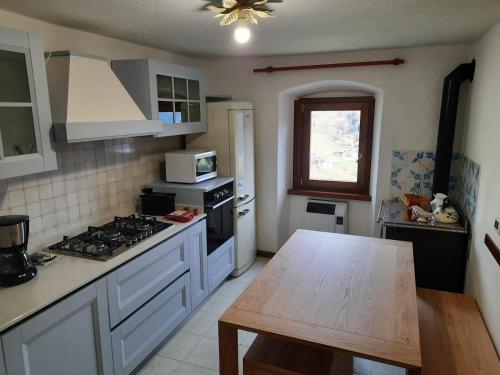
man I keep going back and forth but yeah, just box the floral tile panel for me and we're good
[390,150,435,201]
[390,150,480,220]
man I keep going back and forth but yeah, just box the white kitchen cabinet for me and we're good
[2,279,113,375]
[0,337,6,375]
[208,237,235,292]
[189,220,208,309]
[0,27,57,179]
[111,59,206,137]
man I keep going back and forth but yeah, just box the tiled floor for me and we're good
[137,257,406,375]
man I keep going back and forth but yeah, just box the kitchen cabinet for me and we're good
[111,273,191,375]
[208,237,235,292]
[0,337,6,375]
[111,59,206,137]
[107,229,190,328]
[2,279,113,375]
[189,220,208,309]
[0,27,57,179]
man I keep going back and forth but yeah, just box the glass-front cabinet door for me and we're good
[0,28,56,179]
[111,58,206,137]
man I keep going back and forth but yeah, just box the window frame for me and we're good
[289,96,375,201]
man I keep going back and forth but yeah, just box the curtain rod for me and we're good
[253,58,405,73]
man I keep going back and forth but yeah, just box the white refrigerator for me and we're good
[187,102,256,276]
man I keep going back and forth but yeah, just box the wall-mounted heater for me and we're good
[304,199,348,234]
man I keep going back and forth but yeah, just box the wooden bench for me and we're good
[417,288,500,374]
[243,335,335,375]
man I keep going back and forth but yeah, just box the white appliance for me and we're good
[304,199,348,234]
[164,150,217,183]
[45,51,162,142]
[187,102,256,276]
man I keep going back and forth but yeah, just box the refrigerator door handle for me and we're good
[238,194,250,202]
[238,209,250,216]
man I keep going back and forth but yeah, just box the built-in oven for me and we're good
[204,182,234,255]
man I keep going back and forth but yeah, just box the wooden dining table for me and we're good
[218,230,422,374]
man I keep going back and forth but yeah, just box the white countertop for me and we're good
[0,214,206,334]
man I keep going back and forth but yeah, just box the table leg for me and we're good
[219,321,238,375]
[407,368,421,375]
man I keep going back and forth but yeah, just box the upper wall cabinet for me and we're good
[0,27,57,179]
[111,59,206,137]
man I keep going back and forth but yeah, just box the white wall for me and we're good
[205,45,471,251]
[462,21,500,351]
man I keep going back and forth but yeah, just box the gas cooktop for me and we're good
[47,215,172,261]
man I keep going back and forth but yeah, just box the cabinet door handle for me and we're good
[238,194,250,202]
[238,209,250,216]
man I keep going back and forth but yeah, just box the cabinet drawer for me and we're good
[107,231,190,327]
[208,237,235,292]
[111,273,191,375]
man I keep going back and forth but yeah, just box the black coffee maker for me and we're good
[0,215,37,286]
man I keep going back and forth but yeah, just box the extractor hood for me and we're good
[45,51,163,143]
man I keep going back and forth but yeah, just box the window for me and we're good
[289,96,375,201]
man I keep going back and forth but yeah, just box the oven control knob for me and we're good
[214,193,221,199]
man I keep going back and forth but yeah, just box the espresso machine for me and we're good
[0,215,37,286]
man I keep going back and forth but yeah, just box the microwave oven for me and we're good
[164,150,217,183]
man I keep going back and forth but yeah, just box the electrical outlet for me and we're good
[495,218,500,235]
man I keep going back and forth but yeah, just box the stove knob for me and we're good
[214,193,220,200]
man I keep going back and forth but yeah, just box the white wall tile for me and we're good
[22,175,38,188]
[42,213,56,229]
[54,195,67,211]
[55,209,69,226]
[27,202,42,217]
[66,192,78,207]
[41,198,55,215]
[68,205,80,221]
[78,189,89,204]
[30,217,43,233]
[24,187,40,204]
[79,202,91,217]
[39,184,54,200]
[8,190,26,207]
[11,205,27,215]
[52,181,65,197]
[65,178,78,193]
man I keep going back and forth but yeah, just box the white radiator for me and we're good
[304,199,348,234]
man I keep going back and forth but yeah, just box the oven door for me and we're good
[195,153,217,182]
[205,196,234,255]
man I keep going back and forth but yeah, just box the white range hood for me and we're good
[45,51,163,143]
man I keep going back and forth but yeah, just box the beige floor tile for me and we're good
[172,362,218,375]
[183,337,220,371]
[238,344,250,375]
[215,280,249,299]
[157,331,202,361]
[199,294,235,316]
[137,355,180,375]
[181,310,219,336]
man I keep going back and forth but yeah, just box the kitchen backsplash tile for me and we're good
[448,153,480,220]
[390,150,435,200]
[0,136,181,250]
[390,149,480,220]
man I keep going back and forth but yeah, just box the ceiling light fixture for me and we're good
[234,21,251,43]
[205,0,280,43]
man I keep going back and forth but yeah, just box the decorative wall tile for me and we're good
[448,153,480,220]
[0,136,182,250]
[390,150,435,201]
[390,149,480,220]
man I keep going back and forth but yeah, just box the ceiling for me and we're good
[1,0,500,57]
